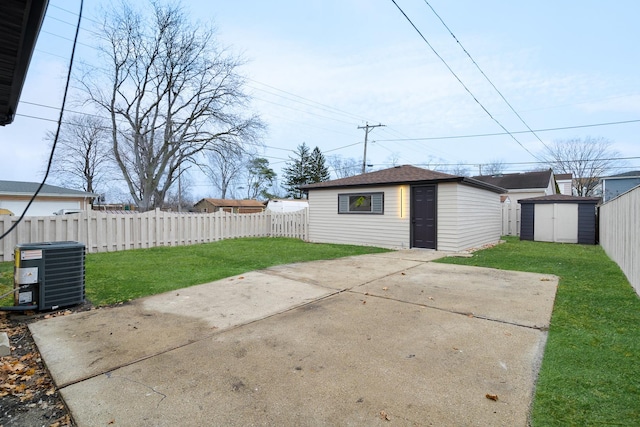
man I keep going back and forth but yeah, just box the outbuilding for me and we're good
[0,180,97,216]
[518,194,600,244]
[300,165,505,252]
[194,198,265,214]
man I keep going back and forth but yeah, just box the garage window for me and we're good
[338,192,384,214]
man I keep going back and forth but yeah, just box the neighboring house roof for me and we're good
[518,194,600,204]
[195,198,265,208]
[0,0,50,126]
[0,180,98,198]
[554,173,572,180]
[301,165,505,193]
[602,170,640,179]
[471,169,553,190]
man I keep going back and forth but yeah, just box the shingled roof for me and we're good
[301,165,505,193]
[471,169,553,190]
[197,198,265,208]
[518,194,600,204]
[0,180,97,197]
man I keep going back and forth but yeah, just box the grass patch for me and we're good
[0,237,389,307]
[437,236,640,426]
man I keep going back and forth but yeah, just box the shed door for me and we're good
[534,204,578,243]
[411,185,436,249]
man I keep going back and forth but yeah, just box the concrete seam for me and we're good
[350,290,548,331]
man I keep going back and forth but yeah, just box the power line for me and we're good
[422,0,551,151]
[1,0,84,241]
[373,119,640,142]
[389,0,543,161]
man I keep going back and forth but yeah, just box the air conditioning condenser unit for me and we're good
[13,241,85,311]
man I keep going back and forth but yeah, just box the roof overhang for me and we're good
[0,0,49,126]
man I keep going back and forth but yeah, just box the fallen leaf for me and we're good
[380,410,390,421]
[486,393,499,401]
[467,314,474,318]
[46,387,57,396]
[401,272,406,275]
[382,287,388,291]
[540,278,551,281]
[108,419,115,424]
[238,276,245,280]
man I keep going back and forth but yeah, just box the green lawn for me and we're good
[0,237,389,307]
[436,236,640,426]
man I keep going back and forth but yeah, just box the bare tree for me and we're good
[201,146,246,199]
[540,137,623,196]
[327,155,361,178]
[46,114,112,193]
[448,162,470,176]
[165,170,194,211]
[480,159,506,176]
[81,1,263,210]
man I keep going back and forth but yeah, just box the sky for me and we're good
[1,0,638,201]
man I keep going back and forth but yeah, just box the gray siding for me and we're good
[437,183,502,252]
[307,185,411,249]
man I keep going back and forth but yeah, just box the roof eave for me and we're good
[1,0,50,126]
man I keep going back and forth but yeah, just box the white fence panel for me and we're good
[0,209,308,262]
[501,202,521,236]
[599,186,640,296]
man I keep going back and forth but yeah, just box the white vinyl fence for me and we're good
[599,186,640,296]
[501,202,521,236]
[0,209,308,263]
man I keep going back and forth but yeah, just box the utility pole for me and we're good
[177,164,182,212]
[358,122,385,174]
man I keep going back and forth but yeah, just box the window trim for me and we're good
[338,192,384,214]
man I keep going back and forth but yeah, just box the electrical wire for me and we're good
[374,119,640,142]
[389,0,543,161]
[422,0,551,151]
[0,0,84,242]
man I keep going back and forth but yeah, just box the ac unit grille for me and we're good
[42,246,85,310]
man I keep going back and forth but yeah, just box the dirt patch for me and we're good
[0,302,93,427]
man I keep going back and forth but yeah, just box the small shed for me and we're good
[194,198,265,214]
[518,195,600,244]
[300,165,505,252]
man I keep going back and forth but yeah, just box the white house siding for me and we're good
[437,183,501,252]
[0,199,82,217]
[307,185,411,249]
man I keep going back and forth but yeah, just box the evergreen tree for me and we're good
[282,143,311,198]
[309,146,331,182]
[283,143,331,198]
